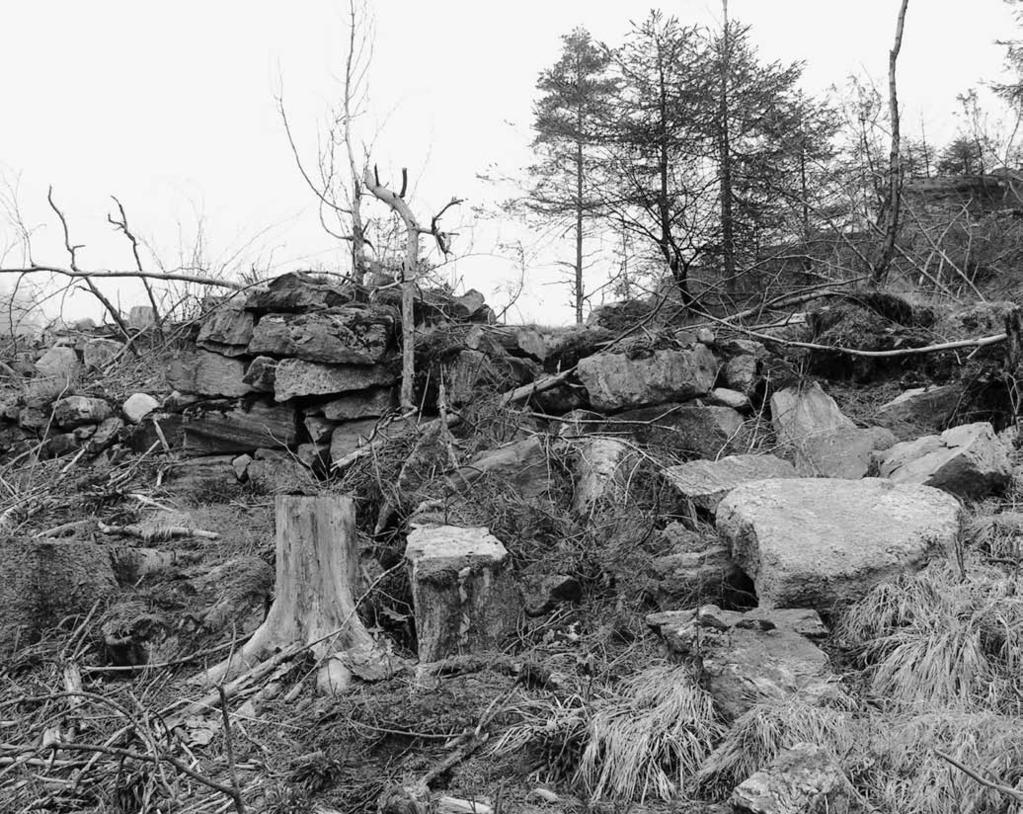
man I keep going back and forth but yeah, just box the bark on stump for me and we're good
[202,494,386,693]
[405,525,520,664]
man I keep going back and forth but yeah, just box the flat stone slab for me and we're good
[717,478,962,611]
[664,454,797,513]
[646,604,840,720]
[273,359,397,402]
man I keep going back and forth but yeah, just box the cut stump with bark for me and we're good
[200,494,390,694]
[406,525,521,664]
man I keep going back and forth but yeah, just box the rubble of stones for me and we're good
[3,272,1022,812]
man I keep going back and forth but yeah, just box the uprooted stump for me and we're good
[198,494,391,694]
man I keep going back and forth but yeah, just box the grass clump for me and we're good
[693,699,856,800]
[860,711,1023,814]
[837,557,1023,713]
[577,664,722,803]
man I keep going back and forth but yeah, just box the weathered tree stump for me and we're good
[201,494,388,693]
[406,525,520,664]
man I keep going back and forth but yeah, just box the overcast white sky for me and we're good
[0,1,1018,326]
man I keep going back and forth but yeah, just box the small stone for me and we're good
[243,356,277,392]
[232,454,253,480]
[88,417,124,451]
[122,393,160,424]
[52,396,112,428]
[707,387,750,410]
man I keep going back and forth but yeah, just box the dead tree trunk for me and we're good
[201,494,385,694]
[872,0,910,287]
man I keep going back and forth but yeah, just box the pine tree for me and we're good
[603,11,715,304]
[529,27,617,323]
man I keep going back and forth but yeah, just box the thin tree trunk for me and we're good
[719,1,736,297]
[343,0,366,278]
[362,167,422,410]
[872,0,910,287]
[575,137,584,324]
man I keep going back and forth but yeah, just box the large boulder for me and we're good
[321,387,397,420]
[167,350,251,397]
[273,359,396,402]
[405,525,520,663]
[647,605,841,720]
[607,403,748,459]
[664,454,798,514]
[874,384,963,441]
[447,436,552,500]
[181,401,298,455]
[876,421,1012,499]
[35,346,81,382]
[247,306,395,364]
[576,346,718,411]
[196,304,254,357]
[245,271,356,313]
[716,478,962,612]
[771,383,894,478]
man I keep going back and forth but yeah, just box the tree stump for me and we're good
[201,494,388,693]
[406,525,520,664]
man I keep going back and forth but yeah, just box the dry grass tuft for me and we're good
[692,699,856,800]
[837,557,1023,713]
[861,710,1023,814]
[577,663,722,803]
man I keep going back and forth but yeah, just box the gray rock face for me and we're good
[717,478,962,611]
[122,393,160,424]
[88,416,124,452]
[328,418,380,463]
[196,305,254,356]
[245,271,355,313]
[874,384,963,441]
[771,383,854,446]
[647,524,746,609]
[242,356,277,392]
[731,743,853,814]
[664,454,798,513]
[576,346,718,411]
[792,425,897,479]
[405,525,520,663]
[35,346,81,381]
[181,402,298,455]
[248,306,394,364]
[448,436,552,499]
[82,338,124,369]
[52,396,112,428]
[321,387,397,420]
[771,383,894,478]
[273,359,396,402]
[167,350,251,397]
[876,421,1012,499]
[647,605,841,720]
[609,403,748,459]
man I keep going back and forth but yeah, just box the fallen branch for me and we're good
[935,749,1023,802]
[97,521,220,542]
[698,307,1008,358]
[0,265,245,290]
